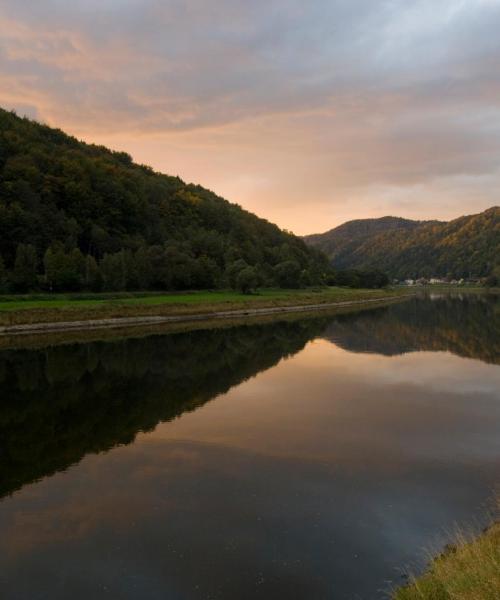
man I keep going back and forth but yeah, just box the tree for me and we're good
[274,260,301,288]
[227,259,249,289]
[192,256,221,289]
[100,251,128,291]
[299,269,312,288]
[0,255,7,292]
[12,244,38,291]
[68,248,85,285]
[44,246,63,291]
[84,255,101,291]
[147,245,170,289]
[44,245,84,291]
[164,246,196,290]
[359,269,389,289]
[133,247,153,290]
[483,274,498,288]
[236,266,259,294]
[325,271,337,286]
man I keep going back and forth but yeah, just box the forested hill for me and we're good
[0,108,330,292]
[304,209,500,279]
[304,217,434,260]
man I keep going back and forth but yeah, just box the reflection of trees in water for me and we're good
[323,294,500,365]
[0,295,497,500]
[0,320,327,499]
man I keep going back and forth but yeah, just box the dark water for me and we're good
[0,294,499,599]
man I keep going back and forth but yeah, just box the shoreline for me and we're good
[394,506,499,599]
[0,294,410,337]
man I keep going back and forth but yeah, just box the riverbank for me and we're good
[0,287,411,334]
[418,285,499,293]
[0,296,411,351]
[394,507,499,599]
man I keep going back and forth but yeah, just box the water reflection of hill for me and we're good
[0,320,327,499]
[1,294,497,500]
[323,294,500,364]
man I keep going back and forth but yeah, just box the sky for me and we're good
[1,0,499,234]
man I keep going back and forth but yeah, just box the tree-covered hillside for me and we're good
[0,108,331,292]
[304,216,431,259]
[304,209,500,279]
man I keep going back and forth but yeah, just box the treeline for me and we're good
[305,209,500,279]
[0,108,390,293]
[0,242,389,293]
[330,269,389,289]
[1,242,326,293]
[0,107,330,292]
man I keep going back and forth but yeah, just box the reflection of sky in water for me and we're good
[0,329,499,600]
[149,341,500,464]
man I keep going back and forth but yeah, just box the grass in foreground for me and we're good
[0,287,408,327]
[394,521,500,600]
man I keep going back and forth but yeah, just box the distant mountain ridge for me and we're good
[304,208,499,279]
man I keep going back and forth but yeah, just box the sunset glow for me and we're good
[1,0,499,233]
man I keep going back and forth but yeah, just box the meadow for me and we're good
[0,286,407,327]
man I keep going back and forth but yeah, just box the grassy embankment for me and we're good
[394,509,500,600]
[0,286,410,327]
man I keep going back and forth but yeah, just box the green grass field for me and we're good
[0,288,326,310]
[0,287,408,327]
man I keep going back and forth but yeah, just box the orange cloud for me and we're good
[1,0,499,232]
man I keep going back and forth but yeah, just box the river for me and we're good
[0,293,498,599]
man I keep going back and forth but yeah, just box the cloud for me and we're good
[0,0,499,232]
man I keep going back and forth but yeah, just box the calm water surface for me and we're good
[0,294,499,599]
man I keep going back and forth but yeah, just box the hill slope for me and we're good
[304,209,500,279]
[0,108,329,292]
